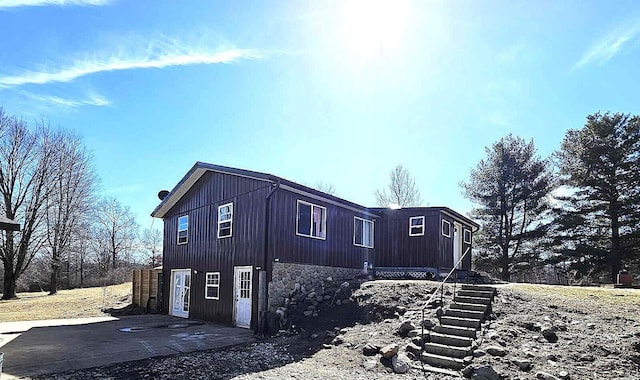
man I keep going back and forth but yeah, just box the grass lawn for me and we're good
[0,282,131,322]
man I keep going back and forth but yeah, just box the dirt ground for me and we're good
[32,281,640,379]
[0,283,131,322]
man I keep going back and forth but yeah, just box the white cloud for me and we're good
[0,0,110,8]
[19,90,112,108]
[0,35,264,88]
[574,19,640,69]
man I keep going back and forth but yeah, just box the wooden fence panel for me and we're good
[132,269,161,311]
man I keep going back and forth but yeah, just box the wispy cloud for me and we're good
[574,19,640,69]
[0,35,265,88]
[19,90,112,108]
[0,0,110,9]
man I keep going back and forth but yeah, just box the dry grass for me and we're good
[509,282,640,307]
[0,282,132,322]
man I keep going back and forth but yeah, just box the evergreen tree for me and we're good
[462,135,554,281]
[553,112,640,282]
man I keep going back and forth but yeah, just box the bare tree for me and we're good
[374,165,423,207]
[94,197,138,271]
[45,131,97,295]
[314,181,337,196]
[140,227,162,267]
[0,110,57,299]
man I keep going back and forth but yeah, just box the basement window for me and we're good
[296,200,326,239]
[354,217,374,248]
[218,203,233,238]
[409,216,425,236]
[205,272,220,300]
[464,228,472,244]
[442,219,451,238]
[177,215,188,244]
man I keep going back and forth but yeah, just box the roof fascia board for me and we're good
[279,184,378,218]
[440,209,478,228]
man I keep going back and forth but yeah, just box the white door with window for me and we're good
[171,269,191,318]
[233,266,252,328]
[453,222,463,269]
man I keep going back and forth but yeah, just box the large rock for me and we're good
[473,365,500,380]
[380,343,400,358]
[486,345,507,357]
[541,324,558,343]
[392,353,410,374]
[512,358,532,371]
[422,319,436,329]
[363,343,381,356]
[398,321,416,336]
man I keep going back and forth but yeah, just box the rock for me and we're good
[558,371,570,379]
[407,329,423,338]
[332,336,344,345]
[392,353,410,374]
[303,310,313,317]
[316,296,324,302]
[396,306,407,315]
[473,365,500,380]
[323,295,332,300]
[536,371,560,380]
[398,321,416,336]
[294,283,301,291]
[473,349,487,357]
[410,336,423,346]
[422,319,436,329]
[380,343,399,358]
[554,321,568,331]
[512,358,532,371]
[362,359,377,370]
[406,343,422,356]
[579,353,595,362]
[541,324,558,343]
[306,305,315,311]
[533,322,543,330]
[312,312,318,317]
[336,299,342,306]
[362,343,380,356]
[485,331,500,340]
[339,328,348,334]
[586,322,596,329]
[307,291,316,299]
[547,354,558,361]
[341,281,350,289]
[310,333,318,339]
[462,364,475,378]
[486,345,507,357]
[322,344,332,349]
[326,276,333,282]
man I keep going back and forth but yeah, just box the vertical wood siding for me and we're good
[162,171,270,328]
[267,189,374,278]
[439,212,473,270]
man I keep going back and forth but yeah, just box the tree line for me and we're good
[0,109,161,300]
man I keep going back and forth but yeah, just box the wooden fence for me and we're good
[132,268,162,311]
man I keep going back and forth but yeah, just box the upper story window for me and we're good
[463,228,472,244]
[354,217,374,248]
[218,203,233,238]
[177,215,188,244]
[442,219,451,238]
[296,200,326,239]
[409,216,425,236]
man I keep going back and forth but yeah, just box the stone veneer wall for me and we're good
[268,262,362,311]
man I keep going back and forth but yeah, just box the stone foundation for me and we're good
[268,262,362,312]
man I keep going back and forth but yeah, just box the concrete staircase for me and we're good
[421,284,496,373]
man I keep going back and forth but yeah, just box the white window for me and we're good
[218,203,233,238]
[442,219,451,238]
[463,228,472,244]
[177,215,188,244]
[296,200,326,239]
[354,217,374,248]
[205,272,220,300]
[409,216,425,236]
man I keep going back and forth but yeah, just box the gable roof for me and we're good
[151,162,377,218]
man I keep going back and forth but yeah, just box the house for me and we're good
[151,162,477,331]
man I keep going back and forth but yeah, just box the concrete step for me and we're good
[424,342,472,358]
[433,324,477,339]
[450,302,488,313]
[454,295,492,306]
[457,289,495,299]
[444,308,485,320]
[429,331,474,347]
[421,352,466,370]
[440,316,481,329]
[461,284,496,293]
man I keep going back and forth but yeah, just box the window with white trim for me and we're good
[218,203,233,238]
[354,217,374,248]
[296,200,326,239]
[463,228,472,244]
[205,272,220,300]
[177,215,188,244]
[442,219,451,238]
[409,216,425,236]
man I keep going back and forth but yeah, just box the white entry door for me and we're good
[171,269,191,318]
[453,222,463,269]
[233,266,252,328]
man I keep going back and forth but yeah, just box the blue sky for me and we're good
[1,0,639,229]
